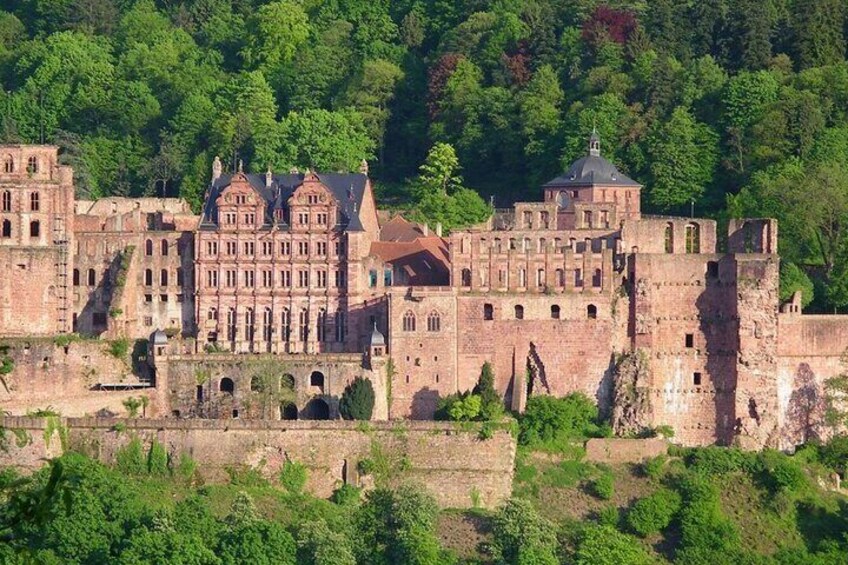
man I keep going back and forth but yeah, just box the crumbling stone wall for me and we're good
[610,349,653,436]
[0,417,515,509]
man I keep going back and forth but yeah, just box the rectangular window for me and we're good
[207,270,218,288]
[316,241,327,256]
[143,316,152,327]
[225,270,236,287]
[693,372,702,386]
[316,270,327,288]
[262,241,273,256]
[369,269,377,288]
[160,294,168,302]
[226,241,236,256]
[262,270,272,287]
[280,241,291,255]
[145,294,153,303]
[575,269,583,287]
[206,241,218,255]
[299,213,308,225]
[280,270,291,287]
[298,241,308,255]
[384,268,392,286]
[244,270,255,288]
[685,334,694,348]
[334,241,341,256]
[298,270,309,288]
[176,294,184,303]
[243,241,254,256]
[317,213,328,225]
[244,213,255,225]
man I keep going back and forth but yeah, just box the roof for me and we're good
[544,132,640,188]
[380,214,426,242]
[150,329,168,345]
[370,237,450,286]
[369,324,386,347]
[200,171,368,231]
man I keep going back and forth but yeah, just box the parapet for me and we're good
[728,219,778,254]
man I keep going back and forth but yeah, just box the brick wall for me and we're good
[0,417,515,509]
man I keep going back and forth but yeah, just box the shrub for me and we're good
[339,377,375,420]
[146,440,169,476]
[759,450,808,493]
[642,454,668,480]
[296,519,356,565]
[626,488,682,537]
[176,452,197,481]
[574,525,653,565]
[820,435,848,475]
[473,362,503,420]
[115,437,146,475]
[591,471,614,500]
[519,393,603,448]
[280,460,308,494]
[676,474,743,562]
[491,498,559,565]
[122,396,143,418]
[107,338,130,359]
[687,446,757,475]
[597,505,620,528]
[331,484,361,506]
[0,356,14,375]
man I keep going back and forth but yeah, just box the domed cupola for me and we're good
[544,130,640,189]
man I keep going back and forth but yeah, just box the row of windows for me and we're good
[206,307,346,343]
[1,191,39,212]
[460,236,616,255]
[401,311,441,332]
[664,223,701,254]
[2,155,39,174]
[1,219,40,238]
[221,210,330,227]
[481,303,598,320]
[144,268,184,287]
[205,268,344,289]
[144,239,185,257]
[459,267,603,288]
[205,239,340,257]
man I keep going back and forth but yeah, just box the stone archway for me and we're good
[304,398,330,420]
[281,402,298,420]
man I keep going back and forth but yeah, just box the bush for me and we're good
[676,474,743,563]
[115,437,146,475]
[107,338,130,359]
[642,454,668,480]
[519,393,603,449]
[759,450,808,493]
[820,435,848,475]
[146,440,169,476]
[280,460,308,494]
[473,362,504,420]
[626,488,682,537]
[330,484,361,506]
[591,471,614,500]
[687,446,757,475]
[491,498,559,565]
[574,525,653,565]
[339,377,375,421]
[596,505,620,528]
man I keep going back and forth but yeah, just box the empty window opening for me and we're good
[707,261,718,278]
[551,305,561,319]
[484,303,493,320]
[693,372,702,386]
[29,220,39,238]
[685,334,694,348]
[515,305,524,320]
[220,378,234,394]
[587,304,597,319]
[310,371,325,388]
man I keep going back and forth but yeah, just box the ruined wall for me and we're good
[621,217,717,254]
[0,247,65,336]
[776,313,848,448]
[0,417,515,509]
[0,338,156,417]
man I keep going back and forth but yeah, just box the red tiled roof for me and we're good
[379,214,426,242]
[370,236,450,286]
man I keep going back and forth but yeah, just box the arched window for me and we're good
[316,308,327,342]
[483,303,493,320]
[26,156,38,173]
[587,304,597,319]
[145,239,153,256]
[29,221,39,237]
[160,269,168,286]
[1,219,10,238]
[208,307,217,321]
[161,239,169,256]
[555,269,564,287]
[461,268,471,287]
[227,308,237,341]
[144,269,153,286]
[2,191,10,212]
[87,268,96,286]
[402,310,416,332]
[3,155,12,173]
[685,223,700,254]
[664,223,674,253]
[245,308,255,342]
[263,307,273,342]
[335,310,345,342]
[427,311,441,332]
[30,192,39,212]
[515,305,524,320]
[551,305,561,319]
[310,371,325,388]
[592,269,602,287]
[220,378,234,394]
[73,269,80,286]
[281,308,290,340]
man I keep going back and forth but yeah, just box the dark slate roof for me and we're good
[544,154,640,188]
[200,172,368,231]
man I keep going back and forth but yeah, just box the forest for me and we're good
[1,0,848,309]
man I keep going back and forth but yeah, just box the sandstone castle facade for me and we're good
[1,137,845,450]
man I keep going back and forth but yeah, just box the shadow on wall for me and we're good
[411,387,441,420]
[783,363,827,447]
[77,252,125,337]
[596,353,617,421]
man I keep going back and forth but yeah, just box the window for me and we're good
[2,156,12,173]
[88,268,97,286]
[335,311,345,342]
[1,219,9,238]
[145,294,153,303]
[144,316,152,327]
[298,241,308,255]
[685,223,700,253]
[317,309,327,342]
[587,304,597,319]
[30,192,39,211]
[693,372,702,386]
[281,241,290,255]
[664,223,674,253]
[206,241,218,255]
[298,270,309,288]
[317,213,328,225]
[461,268,471,287]
[225,269,236,287]
[281,270,291,287]
[583,210,592,228]
[145,239,153,256]
[26,156,38,173]
[317,241,327,256]
[541,211,550,228]
[592,269,602,287]
[335,270,345,288]
[707,261,719,278]
[208,308,218,321]
[299,212,308,225]
[207,270,218,287]
[243,213,255,225]
[685,334,694,348]
[551,305,561,319]
[160,269,168,286]
[518,268,526,288]
[226,241,236,255]
[299,308,309,341]
[369,269,377,288]
[514,305,524,319]
[384,268,392,286]
[316,270,327,288]
[310,371,325,387]
[262,270,272,287]
[220,378,234,394]
[160,294,168,302]
[308,194,318,204]
[235,194,246,205]
[537,268,545,287]
[177,268,184,286]
[281,308,291,340]
[226,309,237,341]
[243,241,254,255]
[261,241,272,255]
[555,269,564,287]
[73,269,80,286]
[427,311,441,332]
[244,308,255,341]
[29,220,39,237]
[161,239,168,256]
[1,191,10,212]
[484,303,493,320]
[575,269,583,287]
[403,311,416,332]
[244,270,255,288]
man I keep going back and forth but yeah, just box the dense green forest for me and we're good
[2,395,848,563]
[2,0,848,308]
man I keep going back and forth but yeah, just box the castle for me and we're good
[1,136,845,450]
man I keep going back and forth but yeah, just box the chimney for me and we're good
[212,156,222,181]
[435,222,442,237]
[422,224,429,237]
[265,166,272,188]
[359,159,369,175]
